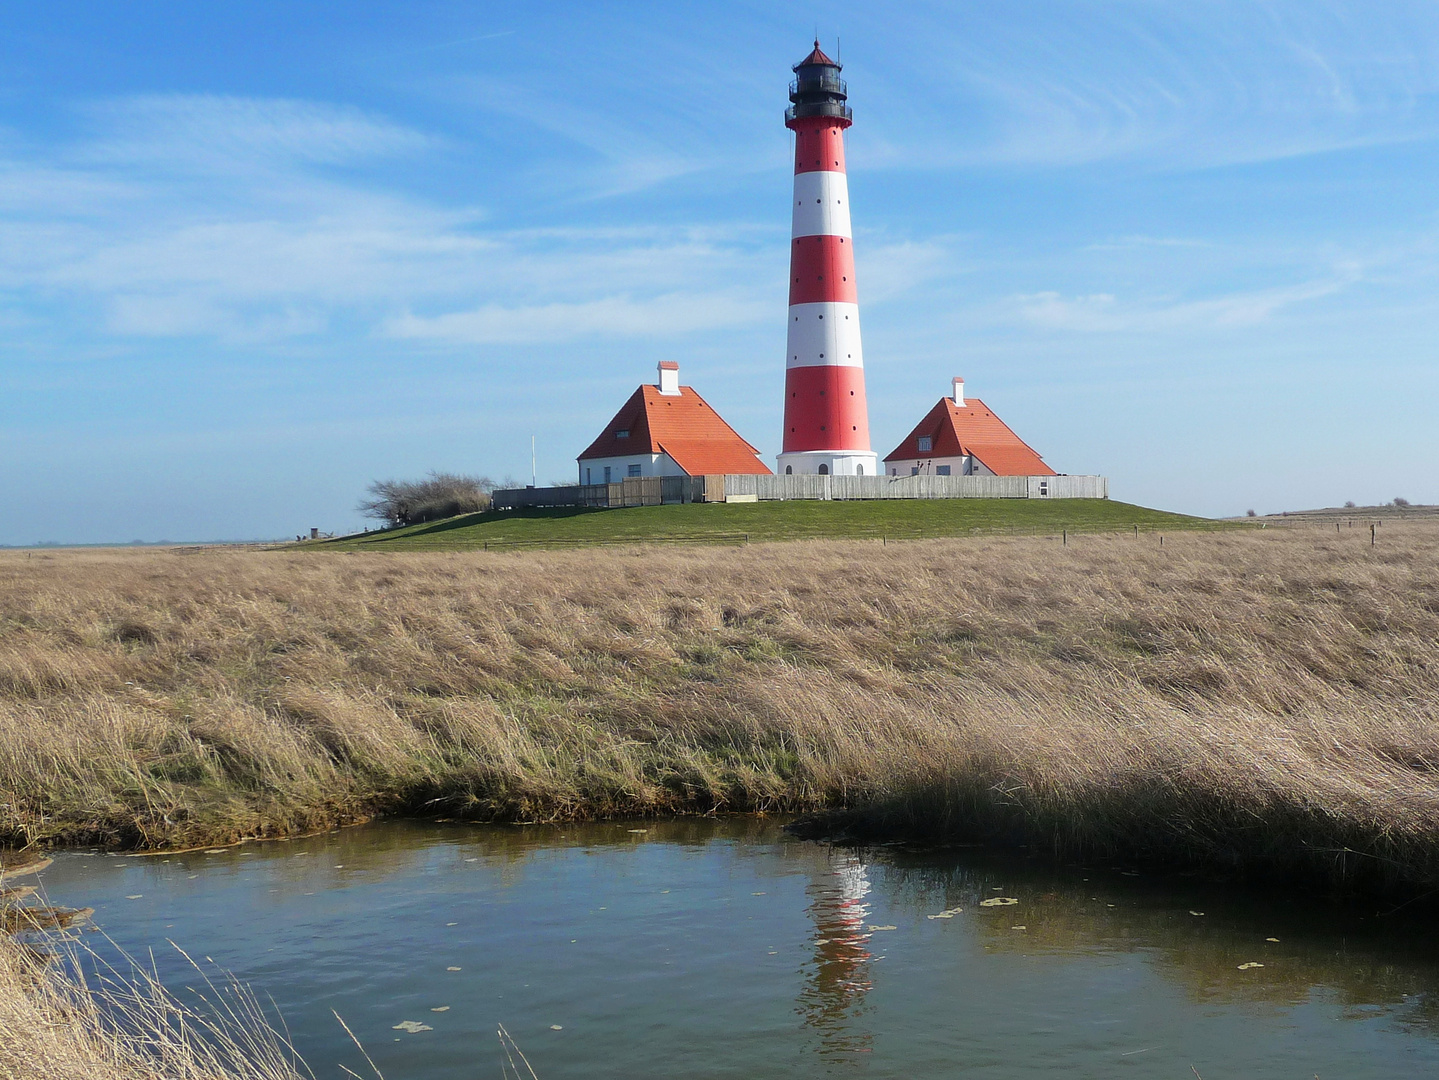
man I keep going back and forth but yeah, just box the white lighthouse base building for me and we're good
[776,450,879,477]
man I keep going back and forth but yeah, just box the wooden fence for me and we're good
[493,473,1107,510]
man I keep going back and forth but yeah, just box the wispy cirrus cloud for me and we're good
[1014,267,1363,334]
[0,91,794,345]
[82,95,432,172]
[860,0,1439,170]
[385,291,770,345]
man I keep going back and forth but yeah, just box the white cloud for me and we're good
[83,95,431,172]
[0,91,793,344]
[1014,270,1361,334]
[385,292,770,345]
[860,1,1439,171]
[859,238,966,304]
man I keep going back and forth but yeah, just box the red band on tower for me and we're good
[792,120,848,173]
[782,365,871,452]
[788,235,857,306]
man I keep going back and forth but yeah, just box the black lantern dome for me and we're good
[786,40,851,126]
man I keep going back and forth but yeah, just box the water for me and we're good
[31,818,1439,1078]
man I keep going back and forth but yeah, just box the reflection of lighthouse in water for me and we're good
[797,851,876,1060]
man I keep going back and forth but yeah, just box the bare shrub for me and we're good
[358,472,494,527]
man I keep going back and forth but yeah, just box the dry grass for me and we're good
[3,525,1439,890]
[0,926,309,1080]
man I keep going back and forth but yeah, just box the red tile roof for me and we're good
[797,41,838,67]
[883,397,1055,476]
[579,385,772,476]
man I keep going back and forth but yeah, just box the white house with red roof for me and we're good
[577,362,772,485]
[884,378,1055,478]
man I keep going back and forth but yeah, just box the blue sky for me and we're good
[3,1,1438,543]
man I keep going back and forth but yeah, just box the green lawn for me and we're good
[319,498,1215,551]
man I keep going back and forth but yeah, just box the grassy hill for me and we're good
[320,498,1214,551]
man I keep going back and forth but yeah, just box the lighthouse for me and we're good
[776,42,879,478]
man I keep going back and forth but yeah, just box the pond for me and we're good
[32,818,1439,1078]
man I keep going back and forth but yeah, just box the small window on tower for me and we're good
[917,436,933,453]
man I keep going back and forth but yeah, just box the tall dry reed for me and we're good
[0,926,309,1080]
[2,524,1438,889]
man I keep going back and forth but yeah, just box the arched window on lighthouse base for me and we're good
[856,465,864,475]
[818,464,829,475]
[785,466,793,475]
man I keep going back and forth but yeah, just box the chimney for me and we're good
[657,360,680,396]
[952,377,965,406]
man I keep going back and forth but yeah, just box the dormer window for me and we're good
[615,429,629,439]
[917,436,933,453]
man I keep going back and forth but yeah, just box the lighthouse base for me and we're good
[775,450,879,477]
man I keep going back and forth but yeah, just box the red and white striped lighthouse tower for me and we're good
[776,41,878,477]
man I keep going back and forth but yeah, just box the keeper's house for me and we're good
[578,362,772,484]
[884,378,1055,477]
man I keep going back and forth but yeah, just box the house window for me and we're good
[917,436,933,453]
[627,464,642,477]
[936,465,951,476]
[585,468,591,485]
[1039,481,1049,496]
[911,467,919,476]
[603,466,612,483]
[615,429,629,439]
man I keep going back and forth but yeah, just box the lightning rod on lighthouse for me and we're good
[776,41,879,478]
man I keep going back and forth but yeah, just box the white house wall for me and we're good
[578,454,684,484]
[885,456,992,477]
